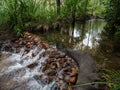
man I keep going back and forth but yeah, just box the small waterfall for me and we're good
[0,33,78,90]
[0,46,58,90]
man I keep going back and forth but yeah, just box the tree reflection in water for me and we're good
[43,19,120,70]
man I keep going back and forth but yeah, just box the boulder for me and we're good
[58,48,104,90]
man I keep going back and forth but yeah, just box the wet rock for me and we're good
[16,48,21,53]
[0,53,11,61]
[45,69,56,76]
[36,73,44,77]
[9,78,42,90]
[58,74,64,80]
[0,68,26,82]
[33,75,43,84]
[69,76,77,84]
[60,49,103,90]
[42,76,50,83]
[40,49,78,89]
[56,61,60,68]
[41,42,49,49]
[27,62,38,69]
[57,80,68,90]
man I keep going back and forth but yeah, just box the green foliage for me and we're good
[38,0,57,24]
[0,0,107,36]
[105,0,120,34]
[0,1,9,27]
[87,0,107,16]
[115,26,120,48]
[104,0,120,50]
[60,0,79,19]
[71,70,120,90]
[103,70,120,90]
[0,0,58,35]
[0,0,41,35]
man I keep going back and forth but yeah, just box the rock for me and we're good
[56,61,60,68]
[27,62,38,69]
[70,66,78,76]
[16,48,20,53]
[41,43,48,49]
[69,76,77,84]
[43,76,50,83]
[45,69,56,76]
[58,48,103,90]
[50,62,57,69]
[58,74,64,80]
[64,75,70,83]
[36,73,44,77]
[58,80,67,90]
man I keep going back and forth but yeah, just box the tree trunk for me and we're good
[56,0,60,14]
[83,0,89,21]
[71,0,78,26]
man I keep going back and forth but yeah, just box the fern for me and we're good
[105,70,120,90]
[71,70,120,90]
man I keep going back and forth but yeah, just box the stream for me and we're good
[43,19,120,70]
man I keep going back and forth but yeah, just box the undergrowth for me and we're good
[71,70,120,90]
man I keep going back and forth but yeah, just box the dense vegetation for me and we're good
[0,0,106,36]
[105,0,120,51]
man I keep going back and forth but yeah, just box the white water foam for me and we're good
[1,47,57,90]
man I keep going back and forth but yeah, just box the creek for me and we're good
[43,19,120,70]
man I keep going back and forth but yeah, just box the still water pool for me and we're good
[43,19,120,70]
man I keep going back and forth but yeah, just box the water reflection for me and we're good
[44,19,106,50]
[43,19,120,70]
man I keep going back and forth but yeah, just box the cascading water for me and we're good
[0,46,57,90]
[0,32,78,90]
